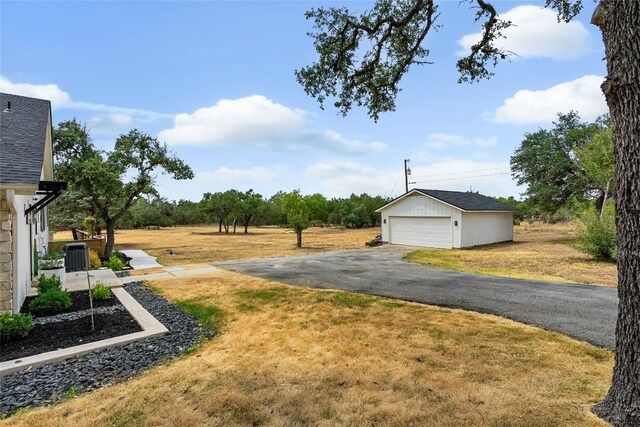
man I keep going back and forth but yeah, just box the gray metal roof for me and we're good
[415,189,514,211]
[0,92,51,185]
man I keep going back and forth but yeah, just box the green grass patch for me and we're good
[319,291,404,309]
[235,286,300,304]
[175,299,225,333]
[330,292,375,308]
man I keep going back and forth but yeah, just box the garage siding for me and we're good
[379,193,461,247]
[460,211,513,247]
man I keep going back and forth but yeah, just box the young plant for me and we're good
[0,313,34,342]
[106,255,124,271]
[29,289,72,316]
[37,275,63,294]
[92,284,112,300]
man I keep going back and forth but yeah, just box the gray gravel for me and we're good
[216,247,618,349]
[0,281,210,416]
[33,305,125,325]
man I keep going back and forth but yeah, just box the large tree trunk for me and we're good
[296,229,302,248]
[218,218,223,233]
[104,219,116,259]
[71,227,79,241]
[592,2,640,425]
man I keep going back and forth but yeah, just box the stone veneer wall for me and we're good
[0,194,13,313]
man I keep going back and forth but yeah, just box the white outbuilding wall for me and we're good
[460,211,513,247]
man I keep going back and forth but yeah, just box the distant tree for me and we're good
[173,199,208,225]
[304,193,329,224]
[202,190,241,233]
[49,189,93,239]
[575,127,615,218]
[267,191,289,226]
[237,189,265,233]
[340,197,371,228]
[53,120,193,258]
[282,190,310,248]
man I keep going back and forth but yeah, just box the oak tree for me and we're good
[54,120,193,258]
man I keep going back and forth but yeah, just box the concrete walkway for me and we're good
[120,249,163,270]
[120,264,219,284]
[27,269,121,296]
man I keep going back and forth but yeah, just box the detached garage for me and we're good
[376,189,514,249]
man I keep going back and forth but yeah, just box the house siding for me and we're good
[0,194,13,313]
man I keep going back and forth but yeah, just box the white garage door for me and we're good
[389,216,452,248]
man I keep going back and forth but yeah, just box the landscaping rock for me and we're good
[0,281,210,416]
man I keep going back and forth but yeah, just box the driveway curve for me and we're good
[214,247,617,349]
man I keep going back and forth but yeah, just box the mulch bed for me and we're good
[1,310,141,362]
[20,290,118,314]
[3,291,142,362]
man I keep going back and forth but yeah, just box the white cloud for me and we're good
[458,5,590,60]
[492,74,607,124]
[158,95,306,146]
[0,77,71,108]
[199,166,278,182]
[0,76,170,122]
[88,113,133,134]
[158,96,386,154]
[425,133,497,150]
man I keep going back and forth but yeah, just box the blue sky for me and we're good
[1,1,607,201]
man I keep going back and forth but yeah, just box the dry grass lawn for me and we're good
[4,271,613,426]
[55,226,378,266]
[406,222,617,286]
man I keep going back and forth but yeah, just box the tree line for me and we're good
[107,190,388,234]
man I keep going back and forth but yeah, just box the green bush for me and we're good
[92,284,112,300]
[29,289,72,316]
[0,313,34,342]
[105,255,124,271]
[575,203,617,261]
[37,275,63,294]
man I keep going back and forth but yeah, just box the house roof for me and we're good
[0,92,52,186]
[376,189,514,212]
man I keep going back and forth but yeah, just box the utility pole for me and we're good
[404,159,411,193]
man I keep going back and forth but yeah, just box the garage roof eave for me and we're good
[375,189,466,213]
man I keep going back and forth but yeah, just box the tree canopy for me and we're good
[510,112,611,215]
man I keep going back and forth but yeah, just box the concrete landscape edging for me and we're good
[0,287,168,376]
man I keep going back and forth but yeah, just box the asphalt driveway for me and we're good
[214,247,618,349]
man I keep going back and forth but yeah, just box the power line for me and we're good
[411,171,510,184]
[410,166,510,180]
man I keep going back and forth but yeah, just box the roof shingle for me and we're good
[415,189,514,211]
[0,92,51,185]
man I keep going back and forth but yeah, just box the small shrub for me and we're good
[29,289,72,316]
[89,250,102,269]
[0,313,34,342]
[575,203,617,261]
[92,284,112,300]
[106,255,124,271]
[37,274,63,294]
